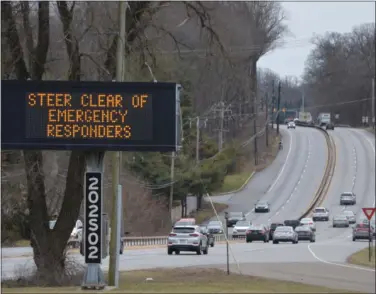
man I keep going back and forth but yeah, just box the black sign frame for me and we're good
[1,80,180,152]
[84,172,103,264]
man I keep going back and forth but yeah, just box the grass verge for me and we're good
[347,246,376,268]
[365,127,375,134]
[214,134,280,195]
[189,202,228,224]
[2,268,358,293]
[215,172,252,193]
[2,239,31,248]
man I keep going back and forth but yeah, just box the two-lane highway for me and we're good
[248,126,327,225]
[210,125,328,230]
[313,128,375,243]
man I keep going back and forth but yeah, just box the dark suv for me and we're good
[269,222,284,240]
[284,220,300,229]
[326,123,334,130]
[227,212,246,227]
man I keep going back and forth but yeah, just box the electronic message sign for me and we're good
[1,80,180,151]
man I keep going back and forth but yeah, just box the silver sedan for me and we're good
[272,226,298,244]
[332,215,350,227]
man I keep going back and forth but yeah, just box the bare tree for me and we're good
[2,1,291,284]
[303,23,375,125]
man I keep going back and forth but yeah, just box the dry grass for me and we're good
[10,239,30,247]
[189,202,228,224]
[216,172,253,193]
[214,132,280,194]
[347,246,376,268]
[2,268,359,293]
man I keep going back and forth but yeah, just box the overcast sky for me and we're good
[258,1,375,80]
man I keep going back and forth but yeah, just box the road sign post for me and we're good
[369,221,372,262]
[224,212,230,275]
[82,152,105,290]
[362,208,376,221]
[362,207,375,263]
[1,79,181,289]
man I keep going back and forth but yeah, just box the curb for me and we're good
[212,171,256,196]
[2,240,246,259]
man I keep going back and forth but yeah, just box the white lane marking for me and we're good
[267,136,312,221]
[351,145,357,192]
[307,244,375,272]
[267,129,293,193]
[354,130,375,207]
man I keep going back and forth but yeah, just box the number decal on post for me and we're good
[84,172,102,264]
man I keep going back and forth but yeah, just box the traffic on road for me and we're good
[2,126,375,293]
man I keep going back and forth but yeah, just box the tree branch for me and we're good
[32,1,50,80]
[1,1,30,79]
[20,1,34,72]
[57,1,81,81]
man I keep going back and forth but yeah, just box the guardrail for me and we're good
[119,123,336,247]
[122,234,245,246]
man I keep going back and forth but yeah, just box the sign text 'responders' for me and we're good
[84,172,102,264]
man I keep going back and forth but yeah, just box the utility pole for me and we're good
[219,102,224,151]
[271,80,275,130]
[196,116,200,163]
[253,108,258,165]
[276,81,281,135]
[302,88,305,113]
[265,92,269,147]
[372,77,375,129]
[108,0,127,287]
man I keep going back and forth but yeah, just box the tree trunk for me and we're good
[23,150,66,284]
[197,193,203,210]
[30,232,66,285]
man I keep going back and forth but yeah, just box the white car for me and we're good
[300,217,316,231]
[312,207,329,221]
[232,220,252,238]
[287,122,296,129]
[167,225,209,255]
[342,210,356,224]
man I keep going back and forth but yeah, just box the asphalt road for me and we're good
[313,128,376,243]
[2,127,375,292]
[206,125,327,234]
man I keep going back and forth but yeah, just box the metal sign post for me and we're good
[114,184,123,288]
[361,207,375,263]
[82,152,106,290]
[369,221,372,262]
[224,212,230,275]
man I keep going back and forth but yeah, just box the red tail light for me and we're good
[189,233,199,237]
[246,230,252,234]
[169,233,177,237]
[309,222,313,225]
[260,230,265,234]
[356,228,369,232]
